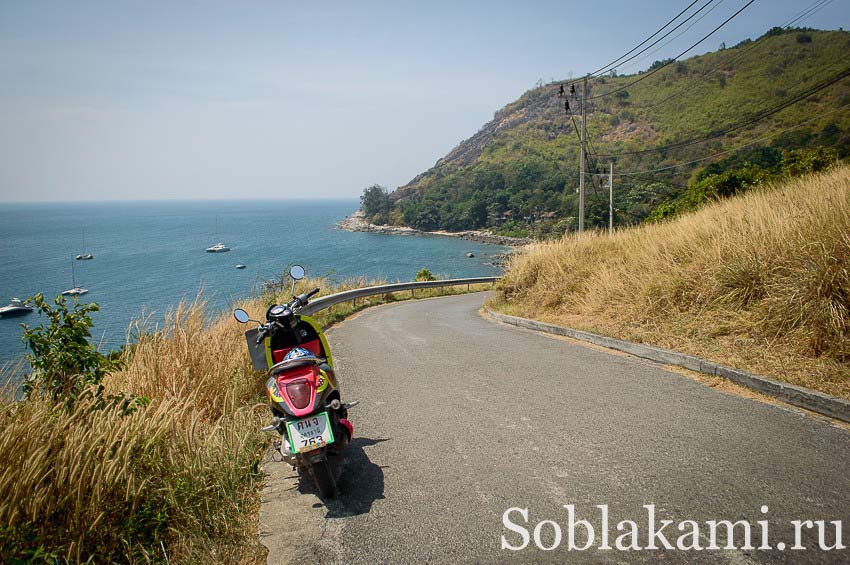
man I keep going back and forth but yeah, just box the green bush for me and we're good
[21,294,118,402]
[20,294,144,415]
[415,268,436,282]
[648,165,770,221]
[781,147,839,177]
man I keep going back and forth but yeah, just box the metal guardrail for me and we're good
[300,277,500,316]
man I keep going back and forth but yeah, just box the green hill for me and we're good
[379,28,850,237]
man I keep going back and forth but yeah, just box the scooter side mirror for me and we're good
[233,308,251,323]
[290,264,305,281]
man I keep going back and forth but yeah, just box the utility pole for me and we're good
[578,76,587,234]
[608,161,614,235]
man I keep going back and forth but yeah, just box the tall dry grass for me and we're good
[0,296,267,562]
[493,165,850,398]
[0,275,494,561]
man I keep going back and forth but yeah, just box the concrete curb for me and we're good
[484,307,850,424]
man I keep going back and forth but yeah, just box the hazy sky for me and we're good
[1,0,848,202]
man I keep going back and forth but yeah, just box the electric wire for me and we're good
[579,0,720,82]
[562,1,834,193]
[611,0,728,78]
[582,0,704,79]
[586,0,756,101]
[573,0,830,163]
[630,0,836,111]
[609,103,850,177]
[784,0,833,28]
[595,64,850,158]
[581,0,839,181]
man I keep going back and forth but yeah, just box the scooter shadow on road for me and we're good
[297,437,389,518]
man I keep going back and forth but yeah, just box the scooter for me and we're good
[234,265,357,498]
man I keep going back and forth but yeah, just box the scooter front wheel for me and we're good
[309,459,337,498]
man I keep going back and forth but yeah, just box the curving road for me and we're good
[260,292,850,564]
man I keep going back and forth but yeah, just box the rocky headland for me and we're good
[338,210,531,247]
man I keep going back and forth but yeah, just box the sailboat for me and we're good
[205,216,230,252]
[62,259,89,296]
[75,229,94,260]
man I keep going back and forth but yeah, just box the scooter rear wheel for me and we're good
[309,459,337,498]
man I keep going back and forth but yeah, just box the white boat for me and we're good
[0,298,33,317]
[75,229,94,260]
[235,263,246,269]
[62,287,89,296]
[62,260,89,296]
[206,242,230,253]
[205,216,230,252]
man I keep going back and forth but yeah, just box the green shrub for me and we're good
[781,147,839,177]
[415,268,436,282]
[21,294,118,403]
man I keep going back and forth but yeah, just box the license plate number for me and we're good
[286,412,334,454]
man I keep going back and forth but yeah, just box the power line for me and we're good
[596,64,850,158]
[583,0,835,163]
[611,0,728,77]
[609,103,850,177]
[582,0,704,79]
[570,0,830,167]
[630,0,837,111]
[586,0,756,101]
[784,0,833,28]
[582,0,720,81]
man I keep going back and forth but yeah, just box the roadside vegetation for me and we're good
[490,165,850,399]
[0,273,493,562]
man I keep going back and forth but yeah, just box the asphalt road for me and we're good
[259,292,850,564]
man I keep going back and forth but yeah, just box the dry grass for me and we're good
[0,276,494,561]
[1,296,268,562]
[492,165,850,399]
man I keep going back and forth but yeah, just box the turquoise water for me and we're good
[0,200,505,364]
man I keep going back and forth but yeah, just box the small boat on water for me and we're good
[235,263,246,269]
[206,216,230,253]
[206,242,230,253]
[0,298,33,317]
[62,260,89,296]
[62,287,89,296]
[75,229,94,260]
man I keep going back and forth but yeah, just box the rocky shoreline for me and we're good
[337,211,531,247]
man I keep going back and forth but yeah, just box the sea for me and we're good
[0,200,506,365]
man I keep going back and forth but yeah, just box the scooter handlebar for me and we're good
[294,287,321,307]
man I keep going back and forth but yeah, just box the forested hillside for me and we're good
[371,28,850,237]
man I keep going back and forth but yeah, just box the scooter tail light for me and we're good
[285,379,311,410]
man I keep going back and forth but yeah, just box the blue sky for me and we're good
[0,0,848,202]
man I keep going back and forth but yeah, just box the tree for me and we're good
[360,184,391,223]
